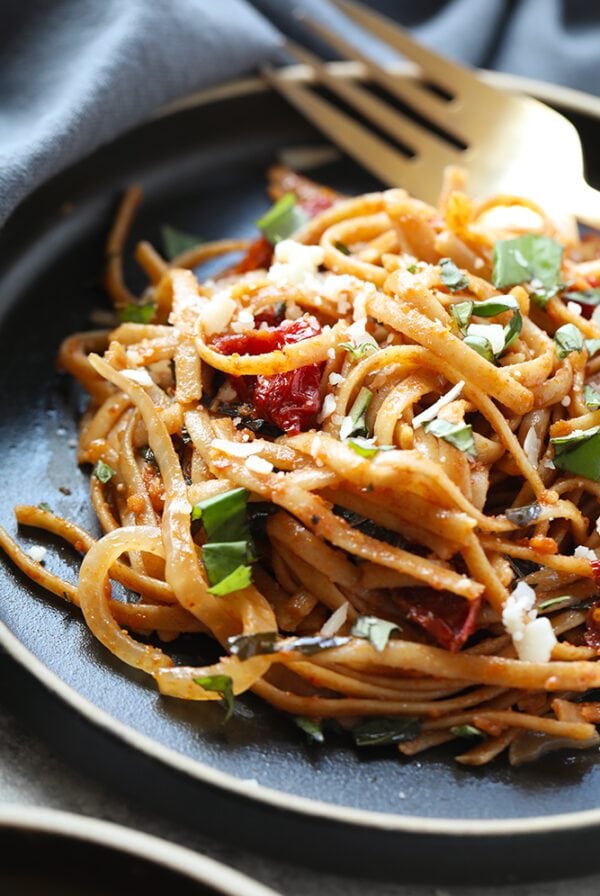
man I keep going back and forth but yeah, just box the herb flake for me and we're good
[162,224,203,260]
[352,616,400,652]
[256,193,309,245]
[294,716,324,743]
[554,323,584,359]
[424,418,476,457]
[193,674,235,722]
[492,234,563,307]
[439,257,468,292]
[93,460,116,483]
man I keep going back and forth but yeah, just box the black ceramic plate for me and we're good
[0,806,279,895]
[2,69,600,885]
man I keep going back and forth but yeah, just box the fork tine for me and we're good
[297,11,468,142]
[263,64,415,189]
[285,40,462,163]
[330,0,487,95]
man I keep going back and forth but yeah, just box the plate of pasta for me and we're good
[3,67,600,882]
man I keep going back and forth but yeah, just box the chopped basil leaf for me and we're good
[334,240,351,256]
[352,616,400,652]
[505,502,542,527]
[93,460,116,483]
[538,595,573,611]
[347,387,373,438]
[202,540,251,588]
[346,437,394,459]
[472,296,520,317]
[450,300,473,334]
[585,338,600,357]
[463,333,495,363]
[564,288,600,306]
[162,224,203,260]
[584,385,600,409]
[492,235,563,305]
[119,302,156,324]
[439,257,468,292]
[256,193,309,245]
[193,674,234,722]
[294,716,325,743]
[451,724,484,739]
[424,418,476,457]
[207,564,252,596]
[407,263,419,274]
[37,502,53,513]
[554,323,584,359]
[352,717,420,747]
[339,341,378,361]
[192,487,250,541]
[228,631,350,658]
[551,425,600,481]
[227,631,278,660]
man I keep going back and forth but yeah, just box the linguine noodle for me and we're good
[4,164,600,766]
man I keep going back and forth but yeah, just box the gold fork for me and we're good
[264,0,600,229]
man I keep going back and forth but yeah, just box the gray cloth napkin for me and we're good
[2,0,600,227]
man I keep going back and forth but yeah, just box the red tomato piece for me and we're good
[585,602,600,650]
[232,235,273,274]
[395,590,481,653]
[212,316,324,434]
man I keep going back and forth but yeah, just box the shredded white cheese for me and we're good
[121,368,154,386]
[567,301,583,317]
[561,395,571,407]
[320,602,349,637]
[210,438,262,458]
[269,239,324,288]
[574,545,598,562]
[199,290,236,336]
[169,497,192,515]
[327,347,336,360]
[328,372,344,387]
[523,427,541,467]
[412,380,464,429]
[27,545,47,563]
[466,323,505,355]
[339,415,354,440]
[230,307,255,334]
[245,455,273,475]
[502,581,557,662]
[318,393,337,423]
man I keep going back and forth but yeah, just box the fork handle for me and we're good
[573,181,600,230]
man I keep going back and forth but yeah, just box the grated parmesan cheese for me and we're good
[502,580,556,662]
[318,393,337,423]
[339,415,354,440]
[121,369,154,386]
[245,455,273,475]
[523,427,540,467]
[574,545,598,562]
[27,545,47,563]
[320,602,349,637]
[328,372,344,386]
[230,307,255,334]
[567,301,583,317]
[199,290,236,336]
[269,240,324,288]
[412,381,464,429]
[211,438,262,458]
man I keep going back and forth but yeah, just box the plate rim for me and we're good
[2,64,600,841]
[0,804,280,895]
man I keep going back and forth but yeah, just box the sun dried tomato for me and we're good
[213,316,324,435]
[254,302,286,328]
[394,590,481,653]
[591,559,600,586]
[231,235,273,274]
[585,603,600,650]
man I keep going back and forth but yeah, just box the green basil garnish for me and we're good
[463,333,495,363]
[162,224,203,260]
[439,257,468,292]
[351,616,400,652]
[294,716,325,743]
[93,460,116,483]
[451,724,484,739]
[193,674,235,722]
[207,565,252,596]
[334,240,351,256]
[192,487,250,541]
[554,323,584,359]
[537,596,573,611]
[347,387,373,439]
[256,193,309,245]
[564,289,600,306]
[551,425,600,481]
[584,385,600,409]
[119,302,156,324]
[585,339,600,358]
[202,541,251,589]
[339,341,379,361]
[505,501,542,527]
[424,418,476,457]
[37,502,53,513]
[492,234,563,307]
[352,717,420,747]
[450,300,473,334]
[346,437,394,459]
